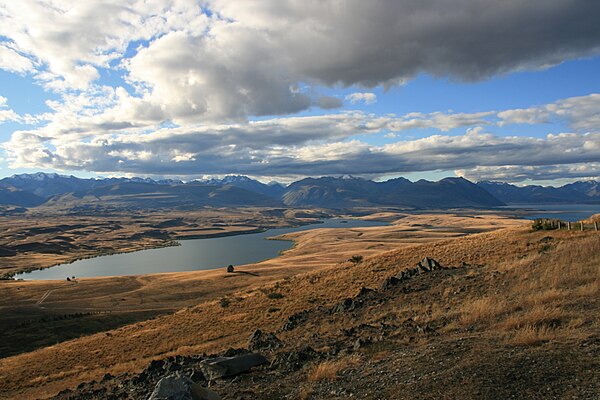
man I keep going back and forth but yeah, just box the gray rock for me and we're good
[418,257,443,271]
[199,353,268,381]
[380,276,400,290]
[147,374,220,400]
[248,329,282,351]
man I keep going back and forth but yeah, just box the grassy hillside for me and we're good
[0,219,597,399]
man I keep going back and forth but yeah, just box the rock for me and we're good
[271,346,319,371]
[248,329,282,351]
[333,298,356,313]
[278,310,309,332]
[226,265,234,273]
[353,338,369,350]
[417,257,443,271]
[380,276,400,290]
[356,287,374,298]
[148,374,220,400]
[191,386,221,400]
[199,353,268,381]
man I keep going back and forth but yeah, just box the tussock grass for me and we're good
[460,297,508,326]
[499,305,565,331]
[507,325,554,346]
[307,355,361,382]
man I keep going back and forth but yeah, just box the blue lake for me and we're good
[502,203,600,222]
[14,219,387,280]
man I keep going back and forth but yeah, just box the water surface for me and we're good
[502,203,600,222]
[15,219,386,280]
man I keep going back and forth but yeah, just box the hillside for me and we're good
[0,221,597,399]
[0,186,44,207]
[40,182,283,210]
[478,180,600,204]
[283,176,504,208]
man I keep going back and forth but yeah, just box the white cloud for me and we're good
[346,92,377,105]
[457,164,600,183]
[0,44,34,73]
[1,0,599,118]
[498,94,600,130]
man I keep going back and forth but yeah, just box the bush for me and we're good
[349,255,363,264]
[267,292,284,300]
[532,218,561,231]
[219,297,230,308]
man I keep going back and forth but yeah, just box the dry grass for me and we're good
[307,355,361,382]
[460,297,508,326]
[499,305,565,331]
[507,325,555,346]
[2,219,598,399]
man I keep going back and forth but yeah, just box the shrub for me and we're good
[266,292,284,300]
[219,298,230,308]
[349,255,363,264]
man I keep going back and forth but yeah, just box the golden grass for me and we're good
[499,305,565,331]
[2,219,598,399]
[507,325,554,346]
[307,355,361,382]
[460,297,508,326]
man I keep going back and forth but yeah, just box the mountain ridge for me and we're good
[2,171,599,209]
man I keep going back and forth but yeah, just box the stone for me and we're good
[248,329,282,351]
[418,257,442,271]
[147,374,221,400]
[380,276,400,290]
[199,353,268,381]
[333,298,356,313]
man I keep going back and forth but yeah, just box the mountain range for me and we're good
[0,172,598,210]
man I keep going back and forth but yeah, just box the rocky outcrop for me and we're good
[380,257,445,290]
[248,329,282,351]
[199,353,268,381]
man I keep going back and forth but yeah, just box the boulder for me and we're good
[417,257,443,271]
[248,329,282,351]
[199,353,268,381]
[147,374,221,400]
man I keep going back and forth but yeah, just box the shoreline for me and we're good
[6,219,334,280]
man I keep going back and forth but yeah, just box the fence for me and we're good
[532,218,599,231]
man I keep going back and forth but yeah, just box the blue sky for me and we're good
[0,1,599,184]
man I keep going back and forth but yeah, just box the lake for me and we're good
[14,219,387,281]
[502,203,600,222]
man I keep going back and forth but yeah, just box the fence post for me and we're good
[567,221,571,230]
[595,221,598,231]
[581,222,584,231]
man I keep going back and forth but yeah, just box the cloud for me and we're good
[4,108,599,180]
[498,94,600,130]
[0,43,34,73]
[314,96,343,110]
[457,164,600,183]
[0,1,209,90]
[1,1,600,120]
[346,92,377,105]
[0,96,22,123]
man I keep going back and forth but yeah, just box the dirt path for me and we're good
[36,280,78,306]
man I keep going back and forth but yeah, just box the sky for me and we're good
[0,1,599,185]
